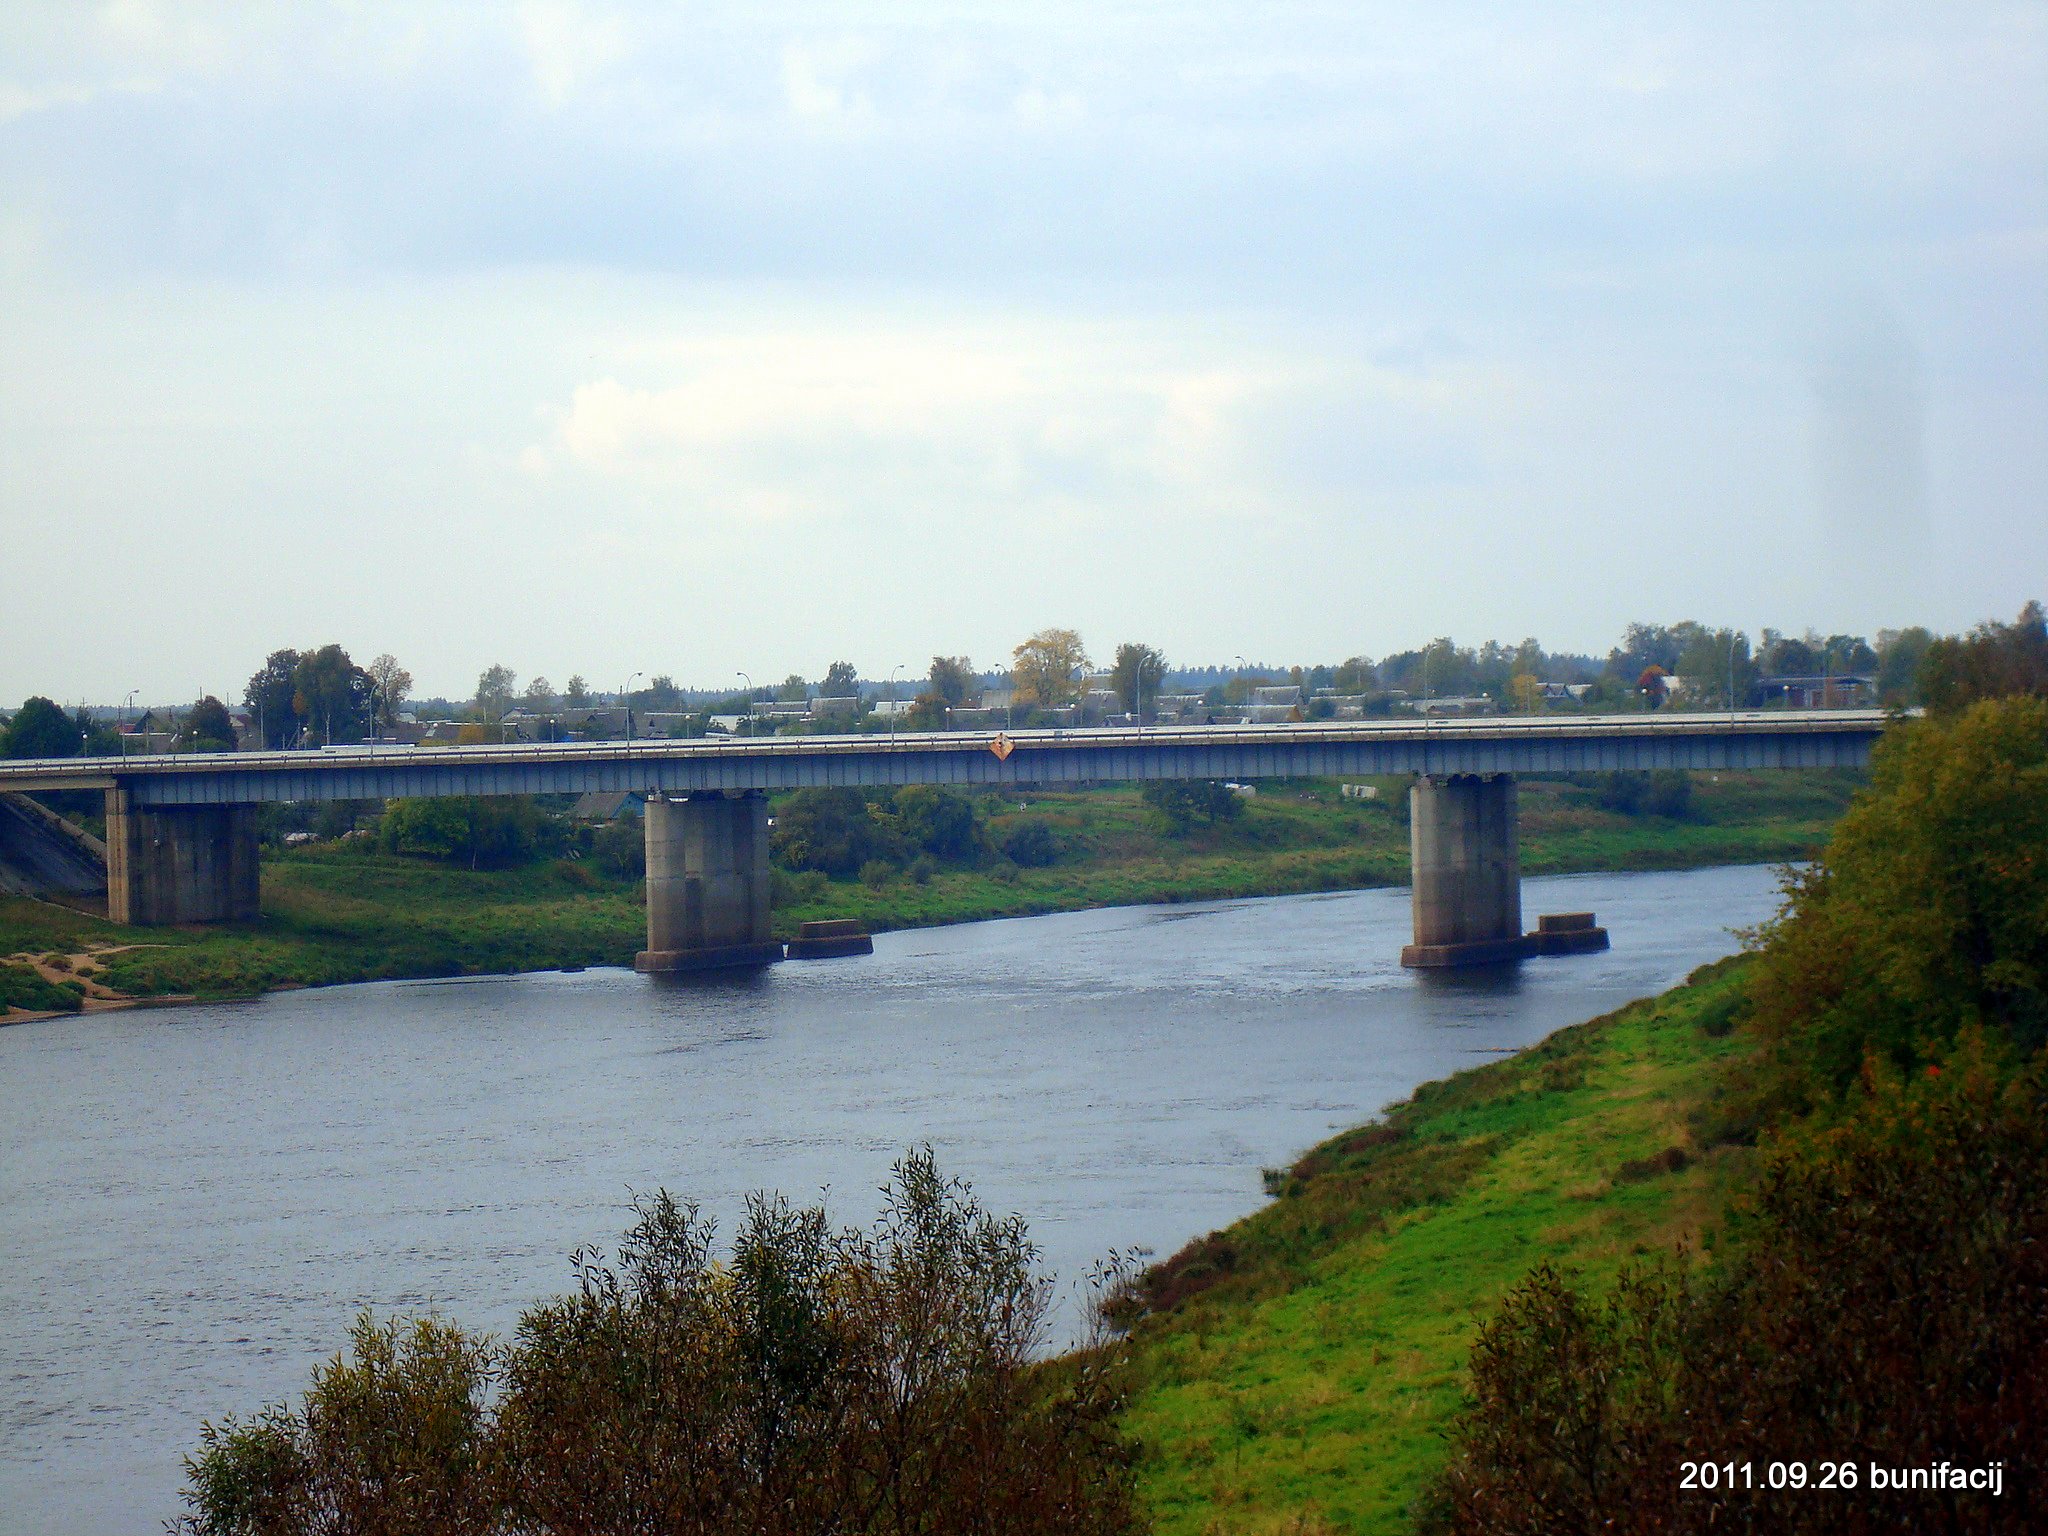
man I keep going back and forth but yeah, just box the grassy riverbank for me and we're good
[1118,957,1760,1534]
[0,771,1854,1010]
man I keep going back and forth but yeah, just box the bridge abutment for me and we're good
[105,789,260,927]
[635,791,783,973]
[1401,773,1531,967]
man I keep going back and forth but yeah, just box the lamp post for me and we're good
[737,672,753,738]
[123,689,138,758]
[889,664,904,739]
[623,673,642,741]
[1726,631,1741,717]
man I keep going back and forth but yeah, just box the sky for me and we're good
[2,1,2043,704]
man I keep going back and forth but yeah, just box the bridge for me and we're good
[0,710,1888,969]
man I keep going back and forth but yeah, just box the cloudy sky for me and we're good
[3,2,2042,703]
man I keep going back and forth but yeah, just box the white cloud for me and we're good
[519,1,628,108]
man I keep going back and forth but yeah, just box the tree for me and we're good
[1746,696,2048,1107]
[476,664,517,723]
[770,788,903,878]
[1508,673,1544,715]
[563,675,591,707]
[1108,643,1167,718]
[1011,629,1089,708]
[186,696,236,753]
[1919,601,2048,714]
[1141,780,1243,834]
[245,649,305,749]
[928,656,976,707]
[822,661,860,698]
[2,696,86,759]
[381,796,550,869]
[365,654,412,734]
[293,645,371,745]
[893,786,981,862]
[1874,626,1933,706]
[1636,665,1669,708]
[521,677,555,711]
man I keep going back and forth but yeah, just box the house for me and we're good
[810,695,862,719]
[1758,674,1874,709]
[1154,694,1210,724]
[870,699,915,720]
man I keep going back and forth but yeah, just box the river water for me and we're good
[0,864,1783,1532]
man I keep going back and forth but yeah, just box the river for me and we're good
[0,863,1784,1532]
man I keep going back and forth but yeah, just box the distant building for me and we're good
[1758,674,1874,709]
[1402,695,1498,717]
[571,791,643,823]
[870,699,915,720]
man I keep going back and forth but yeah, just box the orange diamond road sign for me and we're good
[989,734,1015,761]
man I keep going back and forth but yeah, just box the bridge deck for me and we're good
[0,712,1890,806]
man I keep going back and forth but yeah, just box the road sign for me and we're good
[989,734,1014,761]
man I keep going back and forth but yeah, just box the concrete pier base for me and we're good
[1529,911,1610,956]
[105,789,260,926]
[1400,773,1531,968]
[635,791,783,973]
[785,918,874,959]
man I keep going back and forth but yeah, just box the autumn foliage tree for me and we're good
[1010,629,1089,709]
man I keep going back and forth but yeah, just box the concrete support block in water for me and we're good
[1401,773,1530,968]
[635,791,783,973]
[1529,911,1610,956]
[786,918,874,959]
[104,789,260,927]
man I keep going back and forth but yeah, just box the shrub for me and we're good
[0,961,83,1014]
[858,859,894,890]
[771,789,904,878]
[1141,780,1243,834]
[380,797,554,869]
[893,785,983,863]
[1433,1049,2048,1535]
[175,1154,1141,1536]
[1001,819,1059,868]
[770,867,830,906]
[590,815,645,879]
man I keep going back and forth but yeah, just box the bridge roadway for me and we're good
[0,710,1889,968]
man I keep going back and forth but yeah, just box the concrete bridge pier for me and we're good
[1400,773,1531,968]
[635,790,783,973]
[104,788,260,926]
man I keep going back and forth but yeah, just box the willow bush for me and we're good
[175,1152,1140,1536]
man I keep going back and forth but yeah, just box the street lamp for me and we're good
[1726,631,1741,717]
[623,673,642,741]
[123,689,138,758]
[889,664,904,738]
[737,672,753,738]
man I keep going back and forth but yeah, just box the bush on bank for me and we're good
[173,1152,1141,1536]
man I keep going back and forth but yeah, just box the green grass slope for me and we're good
[1119,959,1758,1535]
